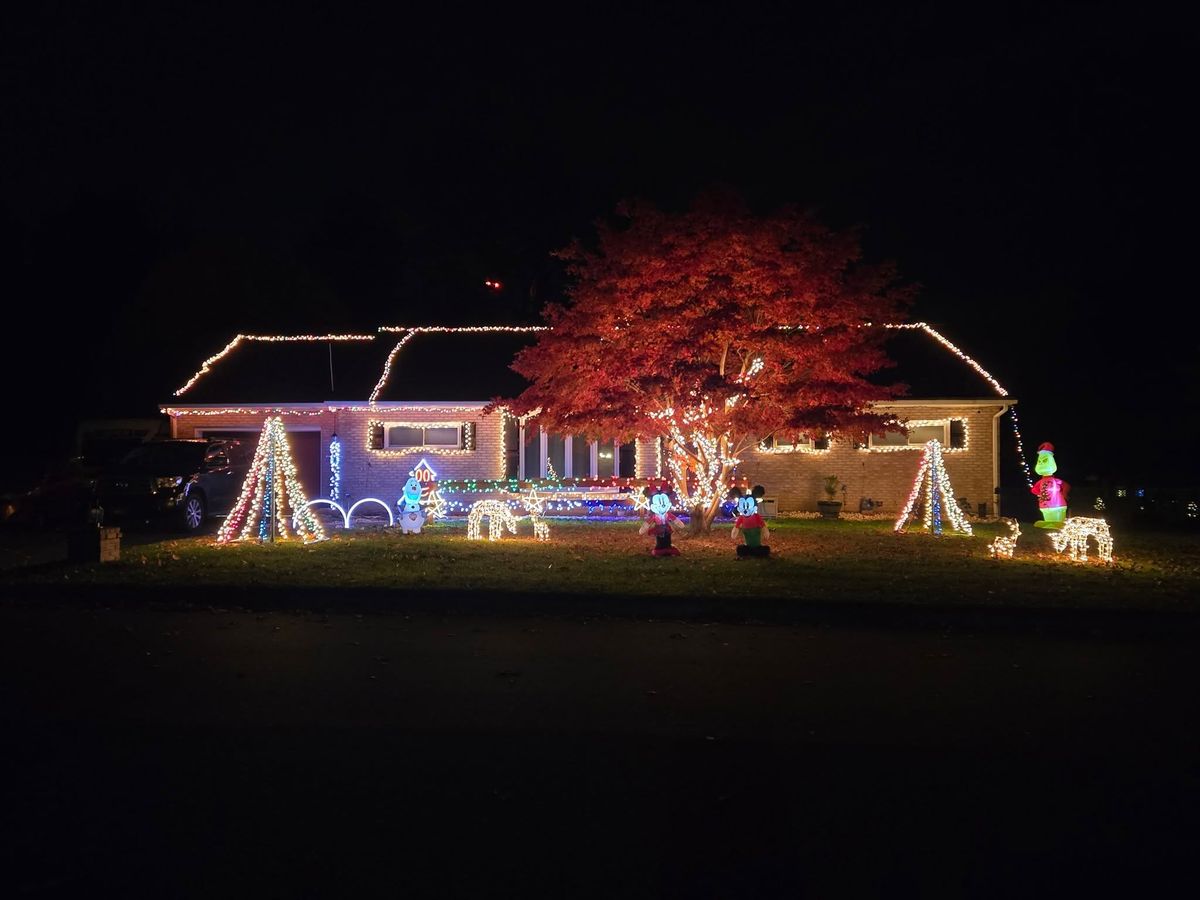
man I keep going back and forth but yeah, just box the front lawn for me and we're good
[4,518,1199,611]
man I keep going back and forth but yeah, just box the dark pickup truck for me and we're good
[96,439,252,532]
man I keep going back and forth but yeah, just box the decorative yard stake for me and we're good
[988,518,1021,559]
[520,487,551,542]
[894,440,973,536]
[217,417,326,544]
[1048,517,1113,564]
[423,485,447,521]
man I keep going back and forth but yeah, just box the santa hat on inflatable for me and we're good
[1037,442,1055,453]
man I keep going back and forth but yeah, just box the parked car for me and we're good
[96,439,252,532]
[1,456,100,529]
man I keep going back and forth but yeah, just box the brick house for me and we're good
[163,324,1016,516]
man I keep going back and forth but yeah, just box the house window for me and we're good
[771,434,815,451]
[513,423,636,479]
[384,424,463,450]
[869,420,949,449]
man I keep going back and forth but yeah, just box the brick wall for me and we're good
[171,402,1007,516]
[738,404,1007,516]
[171,408,507,506]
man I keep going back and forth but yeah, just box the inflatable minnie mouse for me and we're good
[638,484,684,557]
[729,485,770,557]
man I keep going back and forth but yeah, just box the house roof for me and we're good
[170,335,387,404]
[166,322,1012,409]
[869,324,1009,400]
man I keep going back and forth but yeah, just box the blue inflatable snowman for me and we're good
[398,477,427,535]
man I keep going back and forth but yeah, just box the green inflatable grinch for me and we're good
[1031,442,1070,529]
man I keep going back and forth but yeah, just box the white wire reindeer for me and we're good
[988,517,1021,559]
[1047,517,1113,564]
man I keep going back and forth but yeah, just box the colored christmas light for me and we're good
[217,417,326,544]
[329,433,342,502]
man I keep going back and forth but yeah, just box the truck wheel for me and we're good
[179,494,206,532]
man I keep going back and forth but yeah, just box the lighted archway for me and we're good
[295,498,349,530]
[347,497,395,527]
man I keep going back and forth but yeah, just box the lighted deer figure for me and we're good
[1048,517,1113,564]
[988,518,1021,559]
[466,500,519,541]
[466,490,551,542]
[520,487,551,542]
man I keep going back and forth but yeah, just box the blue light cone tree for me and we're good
[893,439,973,536]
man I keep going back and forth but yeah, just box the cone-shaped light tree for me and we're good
[893,439,973,536]
[494,194,913,530]
[217,417,326,544]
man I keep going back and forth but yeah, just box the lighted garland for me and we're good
[856,418,969,453]
[365,419,477,457]
[217,417,326,544]
[328,433,342,502]
[894,439,973,536]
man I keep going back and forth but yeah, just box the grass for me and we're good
[3,517,1199,612]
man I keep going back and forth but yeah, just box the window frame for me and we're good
[867,419,950,450]
[771,434,816,452]
[515,422,634,479]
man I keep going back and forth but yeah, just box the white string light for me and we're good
[988,518,1020,558]
[174,334,375,397]
[893,439,973,536]
[466,499,519,541]
[1048,517,1113,564]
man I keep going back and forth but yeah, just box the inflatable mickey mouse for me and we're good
[729,485,770,557]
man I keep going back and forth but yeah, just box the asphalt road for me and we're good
[2,600,1198,898]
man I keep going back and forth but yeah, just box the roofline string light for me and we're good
[173,334,375,397]
[170,321,1030,488]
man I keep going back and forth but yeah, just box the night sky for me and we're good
[3,4,1196,492]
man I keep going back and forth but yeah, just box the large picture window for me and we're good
[384,424,463,450]
[510,422,636,479]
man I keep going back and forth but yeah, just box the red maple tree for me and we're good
[499,195,913,530]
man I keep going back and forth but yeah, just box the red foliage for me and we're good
[502,196,910,439]
[493,195,913,526]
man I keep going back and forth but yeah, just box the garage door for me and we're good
[200,430,323,502]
